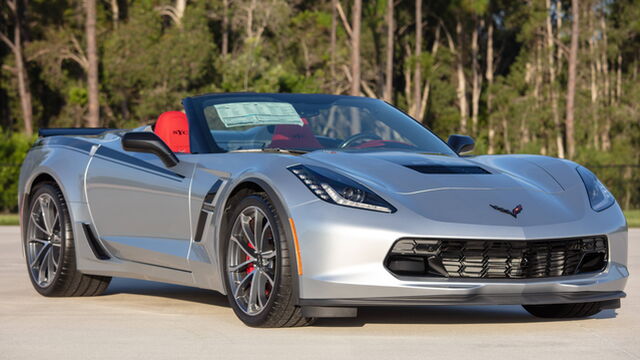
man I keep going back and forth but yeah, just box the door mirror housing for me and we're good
[122,132,179,168]
[447,134,475,155]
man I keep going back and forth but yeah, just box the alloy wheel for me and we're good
[226,206,277,316]
[26,193,62,288]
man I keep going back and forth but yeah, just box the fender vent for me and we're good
[82,223,110,260]
[405,165,490,174]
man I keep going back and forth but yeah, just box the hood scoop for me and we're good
[404,164,490,175]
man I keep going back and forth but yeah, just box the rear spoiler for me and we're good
[38,128,116,137]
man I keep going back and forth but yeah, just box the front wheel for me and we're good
[523,302,604,318]
[222,193,313,327]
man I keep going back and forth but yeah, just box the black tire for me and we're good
[23,182,111,297]
[523,302,604,318]
[221,192,314,327]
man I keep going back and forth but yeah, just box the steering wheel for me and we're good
[338,133,383,148]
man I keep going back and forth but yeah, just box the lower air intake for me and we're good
[385,236,608,279]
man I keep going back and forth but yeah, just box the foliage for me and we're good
[0,130,34,212]
[0,213,19,226]
[625,210,640,228]
[0,0,638,211]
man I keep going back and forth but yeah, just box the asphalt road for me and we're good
[0,226,638,360]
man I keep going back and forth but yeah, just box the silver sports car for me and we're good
[19,93,628,327]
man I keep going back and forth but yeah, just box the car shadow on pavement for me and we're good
[104,277,230,308]
[314,306,617,327]
[103,277,618,327]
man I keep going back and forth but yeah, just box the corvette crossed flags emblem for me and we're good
[490,204,524,218]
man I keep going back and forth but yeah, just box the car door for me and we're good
[85,141,196,271]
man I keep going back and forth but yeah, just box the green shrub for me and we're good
[0,130,35,212]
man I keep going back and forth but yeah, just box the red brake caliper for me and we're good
[246,242,271,297]
[246,242,255,275]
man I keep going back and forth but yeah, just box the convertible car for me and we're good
[19,93,628,327]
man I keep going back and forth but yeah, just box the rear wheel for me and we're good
[24,183,111,297]
[523,302,604,318]
[222,193,314,327]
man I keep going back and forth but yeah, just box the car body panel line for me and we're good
[93,146,185,180]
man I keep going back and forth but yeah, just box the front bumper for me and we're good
[299,291,625,307]
[290,198,629,304]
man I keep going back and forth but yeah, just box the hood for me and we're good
[302,150,586,226]
[303,150,564,194]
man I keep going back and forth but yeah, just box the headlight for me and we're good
[288,164,396,213]
[576,166,615,212]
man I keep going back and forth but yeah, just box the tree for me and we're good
[486,13,495,154]
[546,0,565,158]
[0,0,33,135]
[383,0,394,102]
[412,0,422,118]
[565,0,579,159]
[85,0,99,127]
[222,0,229,57]
[350,0,362,96]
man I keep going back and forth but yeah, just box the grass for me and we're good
[0,211,638,227]
[625,210,640,228]
[0,214,19,226]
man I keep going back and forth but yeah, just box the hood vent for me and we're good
[405,164,490,174]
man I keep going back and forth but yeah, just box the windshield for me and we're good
[194,93,455,155]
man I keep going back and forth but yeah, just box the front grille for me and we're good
[385,236,608,279]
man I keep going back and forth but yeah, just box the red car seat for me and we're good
[154,111,190,153]
[269,118,322,149]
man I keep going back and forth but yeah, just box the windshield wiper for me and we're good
[261,147,309,154]
[229,148,309,155]
[420,152,452,156]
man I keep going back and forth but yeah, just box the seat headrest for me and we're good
[269,118,322,150]
[154,111,190,153]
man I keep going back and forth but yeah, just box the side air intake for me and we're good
[81,223,110,260]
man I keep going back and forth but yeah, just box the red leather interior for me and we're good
[269,118,322,149]
[154,111,190,153]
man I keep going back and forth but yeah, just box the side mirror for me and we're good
[122,132,179,167]
[447,134,475,155]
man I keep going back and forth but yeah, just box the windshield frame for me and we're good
[182,92,458,156]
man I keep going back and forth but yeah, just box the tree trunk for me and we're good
[246,0,256,38]
[1,0,33,135]
[383,0,394,103]
[455,18,468,133]
[486,17,495,154]
[175,0,186,21]
[588,7,599,150]
[403,44,412,111]
[85,0,100,127]
[222,0,229,57]
[110,0,119,28]
[546,0,564,158]
[599,13,611,151]
[412,0,422,120]
[616,54,622,103]
[350,0,362,96]
[565,0,579,159]
[471,16,481,136]
[330,0,337,92]
[16,5,33,135]
[502,114,511,153]
[556,0,563,73]
[419,26,440,122]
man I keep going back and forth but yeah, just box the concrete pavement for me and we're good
[1,226,638,359]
